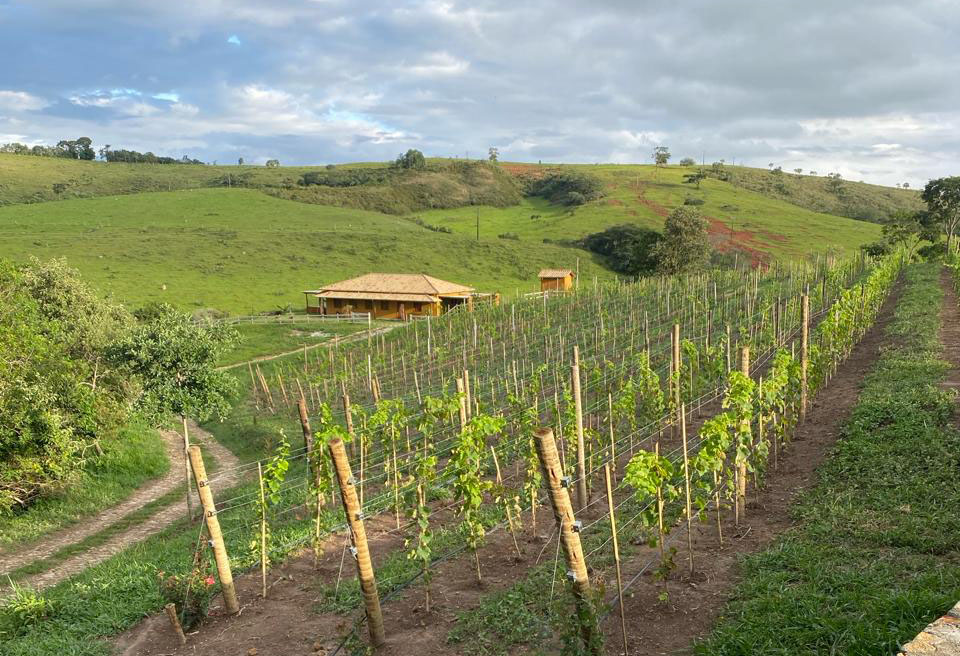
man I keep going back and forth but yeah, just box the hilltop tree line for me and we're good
[1,259,237,515]
[1,138,204,165]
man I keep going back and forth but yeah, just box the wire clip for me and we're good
[560,476,571,488]
[355,511,365,521]
[566,570,577,582]
[571,520,582,533]
[349,546,359,559]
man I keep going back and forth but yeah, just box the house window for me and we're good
[333,299,342,309]
[380,300,390,310]
[413,303,422,312]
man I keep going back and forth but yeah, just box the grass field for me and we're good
[410,163,884,261]
[220,320,375,366]
[0,187,610,313]
[696,263,960,654]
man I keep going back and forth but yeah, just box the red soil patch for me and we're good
[607,198,624,206]
[636,193,669,218]
[705,216,790,267]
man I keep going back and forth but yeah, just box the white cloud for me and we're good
[405,52,470,77]
[0,90,50,112]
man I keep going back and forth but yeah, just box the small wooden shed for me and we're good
[538,268,575,292]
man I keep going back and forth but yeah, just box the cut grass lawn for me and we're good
[0,420,168,552]
[696,262,960,655]
[0,187,611,314]
[219,319,375,367]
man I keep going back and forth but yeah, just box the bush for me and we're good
[581,224,661,277]
[156,558,217,630]
[394,149,427,170]
[526,170,604,206]
[679,157,696,166]
[684,196,705,206]
[497,232,520,240]
[918,241,948,261]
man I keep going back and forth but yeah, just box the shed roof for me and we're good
[538,269,574,279]
[316,290,437,303]
[319,273,474,296]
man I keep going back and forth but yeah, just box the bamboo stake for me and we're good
[571,346,588,511]
[604,464,628,656]
[258,462,268,599]
[164,603,187,645]
[681,405,694,575]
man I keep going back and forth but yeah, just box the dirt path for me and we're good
[1,422,242,591]
[939,269,960,395]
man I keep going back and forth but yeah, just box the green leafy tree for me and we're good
[922,176,960,253]
[683,168,707,189]
[394,149,426,170]
[109,303,238,513]
[653,206,712,274]
[652,146,671,167]
[488,147,499,162]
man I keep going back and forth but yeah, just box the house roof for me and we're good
[318,273,474,296]
[315,290,438,303]
[538,268,574,278]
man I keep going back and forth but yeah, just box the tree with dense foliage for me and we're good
[653,206,712,274]
[0,260,134,513]
[56,137,95,160]
[265,159,280,168]
[109,303,238,513]
[488,147,499,162]
[582,224,661,277]
[527,170,604,205]
[652,146,671,167]
[679,157,696,166]
[394,149,427,170]
[922,176,960,253]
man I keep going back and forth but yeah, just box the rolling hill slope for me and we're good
[0,188,608,313]
[410,163,888,263]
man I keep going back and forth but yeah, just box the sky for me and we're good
[1,0,958,187]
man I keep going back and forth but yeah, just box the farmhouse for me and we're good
[538,268,575,292]
[304,273,475,319]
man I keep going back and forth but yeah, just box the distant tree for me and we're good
[679,157,696,167]
[98,145,111,160]
[768,162,775,169]
[683,168,708,189]
[653,206,711,274]
[922,176,960,253]
[826,172,845,195]
[395,149,427,170]
[770,166,783,176]
[488,147,499,162]
[652,146,671,167]
[793,168,803,175]
[238,157,244,166]
[56,137,95,160]
[809,170,818,176]
[903,182,910,189]
[265,159,280,168]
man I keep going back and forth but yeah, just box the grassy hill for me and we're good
[411,163,884,263]
[0,187,608,313]
[0,154,904,313]
[0,154,521,214]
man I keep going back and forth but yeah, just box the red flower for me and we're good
[205,576,215,586]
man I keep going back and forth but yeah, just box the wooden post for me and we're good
[188,445,239,615]
[800,294,809,422]
[672,323,681,434]
[297,394,315,486]
[607,393,616,481]
[571,346,588,511]
[164,603,187,645]
[328,438,386,648]
[604,464,628,656]
[456,378,468,431]
[737,346,750,523]
[181,415,192,519]
[533,428,598,653]
[681,405,694,575]
[258,462,268,599]
[463,369,472,419]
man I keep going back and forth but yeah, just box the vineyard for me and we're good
[3,251,906,655]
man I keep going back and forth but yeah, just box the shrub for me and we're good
[394,149,427,170]
[581,224,661,277]
[497,232,520,240]
[526,170,604,206]
[679,157,696,166]
[156,553,217,630]
[684,196,705,206]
